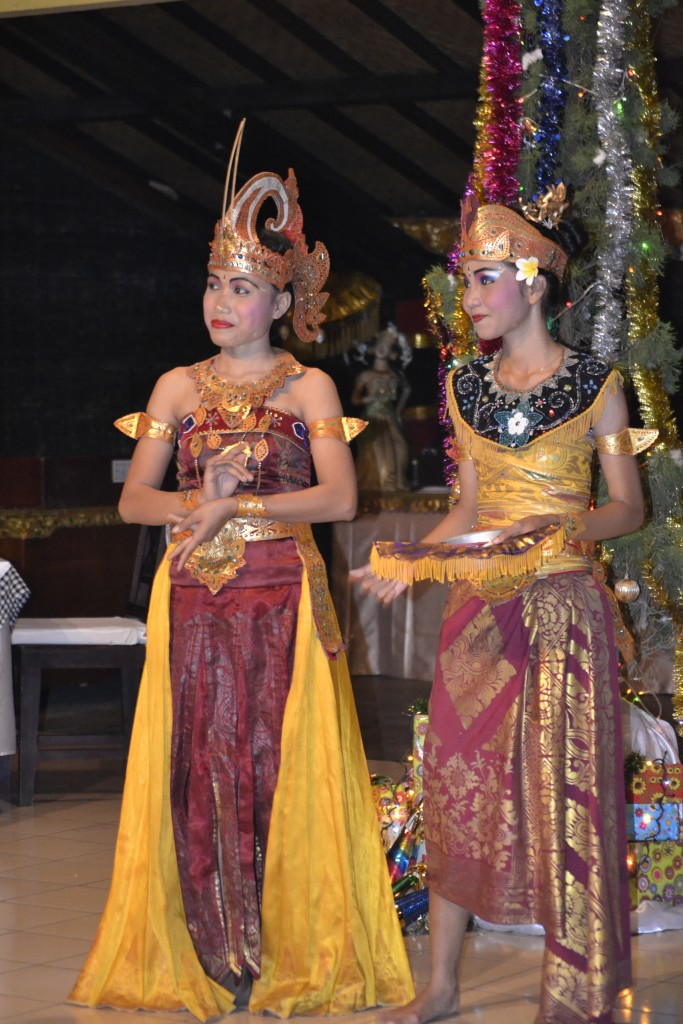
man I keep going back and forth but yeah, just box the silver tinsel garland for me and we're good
[591,0,635,363]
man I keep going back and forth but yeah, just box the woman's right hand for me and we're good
[202,442,254,501]
[349,563,408,606]
[167,497,235,569]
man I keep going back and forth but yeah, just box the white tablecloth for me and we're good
[332,510,448,681]
[0,560,31,756]
[12,617,146,645]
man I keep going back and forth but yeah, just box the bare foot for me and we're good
[377,985,460,1024]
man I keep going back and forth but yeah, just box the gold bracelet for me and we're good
[180,489,201,510]
[236,493,267,518]
[564,511,586,540]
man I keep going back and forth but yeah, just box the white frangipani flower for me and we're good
[515,256,539,285]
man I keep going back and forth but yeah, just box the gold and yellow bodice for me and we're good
[449,350,616,522]
[371,352,655,596]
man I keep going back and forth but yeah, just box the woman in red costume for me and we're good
[354,191,652,1024]
[69,124,413,1021]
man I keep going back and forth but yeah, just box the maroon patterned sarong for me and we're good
[169,539,302,984]
[425,570,631,1024]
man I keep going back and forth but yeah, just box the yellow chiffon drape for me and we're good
[70,555,413,1021]
[253,570,414,1015]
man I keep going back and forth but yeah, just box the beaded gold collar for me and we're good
[189,351,305,424]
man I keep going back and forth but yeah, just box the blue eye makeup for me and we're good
[463,267,503,287]
[478,270,503,285]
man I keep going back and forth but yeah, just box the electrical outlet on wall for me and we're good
[111,459,132,484]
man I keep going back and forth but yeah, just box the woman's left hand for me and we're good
[167,497,235,569]
[349,564,408,605]
[203,443,254,501]
[491,513,562,544]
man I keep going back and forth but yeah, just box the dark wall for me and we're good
[1,141,212,459]
[2,139,680,462]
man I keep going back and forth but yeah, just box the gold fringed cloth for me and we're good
[69,555,413,1021]
[370,522,567,586]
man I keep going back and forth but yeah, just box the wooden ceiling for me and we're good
[1,0,682,296]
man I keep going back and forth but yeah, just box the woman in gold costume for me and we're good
[354,192,650,1024]
[69,126,413,1021]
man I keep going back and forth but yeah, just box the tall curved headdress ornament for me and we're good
[208,119,330,343]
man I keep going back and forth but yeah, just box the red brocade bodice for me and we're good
[176,404,312,497]
[171,404,314,594]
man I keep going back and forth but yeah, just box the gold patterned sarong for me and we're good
[426,572,631,1024]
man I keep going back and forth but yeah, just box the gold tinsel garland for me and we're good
[421,52,488,361]
[423,34,491,363]
[469,53,492,203]
[626,0,683,734]
[423,273,476,365]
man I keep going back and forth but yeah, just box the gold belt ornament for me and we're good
[185,517,293,594]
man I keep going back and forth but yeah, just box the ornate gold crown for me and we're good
[208,120,330,342]
[459,193,567,280]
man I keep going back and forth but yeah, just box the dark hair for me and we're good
[257,229,294,298]
[533,216,589,319]
[258,228,293,255]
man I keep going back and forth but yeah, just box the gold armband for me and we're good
[452,441,473,463]
[114,411,176,444]
[595,427,658,456]
[236,493,267,518]
[308,416,367,443]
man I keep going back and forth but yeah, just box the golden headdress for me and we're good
[459,187,568,280]
[208,120,330,342]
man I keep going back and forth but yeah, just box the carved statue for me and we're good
[351,324,412,491]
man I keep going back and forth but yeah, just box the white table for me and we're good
[0,560,31,797]
[332,506,449,682]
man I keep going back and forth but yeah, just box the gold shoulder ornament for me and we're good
[595,427,659,456]
[114,412,176,444]
[308,416,367,443]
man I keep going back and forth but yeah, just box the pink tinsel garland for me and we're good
[479,0,524,204]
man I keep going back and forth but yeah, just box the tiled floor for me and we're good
[1,676,682,1023]
[0,793,682,1024]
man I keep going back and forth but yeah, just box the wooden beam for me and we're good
[1,8,437,288]
[0,70,477,129]
[1,0,178,17]
[6,122,208,237]
[163,2,465,207]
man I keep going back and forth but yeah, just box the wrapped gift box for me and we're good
[625,763,682,804]
[412,712,428,800]
[626,802,681,841]
[627,840,683,908]
[370,775,410,850]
